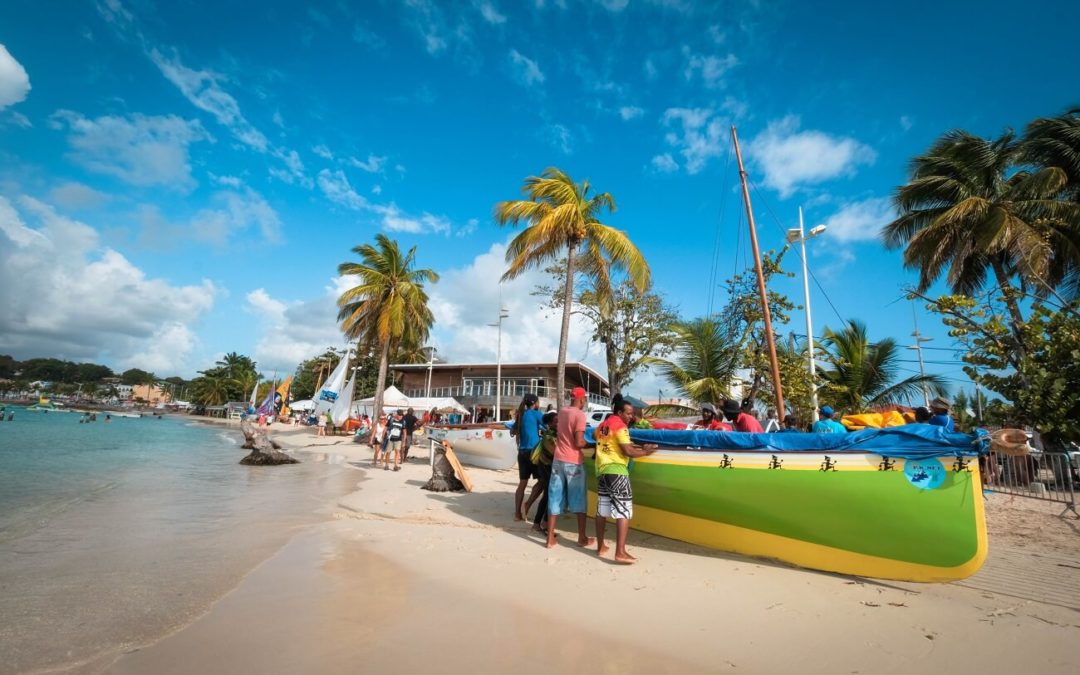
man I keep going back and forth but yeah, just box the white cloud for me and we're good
[819,196,895,243]
[348,154,387,173]
[209,173,243,188]
[148,48,269,152]
[371,184,383,195]
[475,1,507,24]
[0,195,214,373]
[317,169,451,235]
[312,144,334,160]
[427,238,601,369]
[269,148,313,188]
[0,44,31,109]
[509,49,545,87]
[48,182,110,209]
[651,153,678,173]
[747,115,877,198]
[190,189,283,246]
[50,110,210,191]
[544,123,573,154]
[659,107,726,174]
[619,106,644,121]
[900,115,914,132]
[244,283,345,374]
[682,47,737,88]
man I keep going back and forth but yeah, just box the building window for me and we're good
[463,379,473,396]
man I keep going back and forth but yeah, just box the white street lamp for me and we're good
[488,307,510,421]
[424,345,437,398]
[786,207,827,422]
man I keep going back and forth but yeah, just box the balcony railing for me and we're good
[401,381,610,408]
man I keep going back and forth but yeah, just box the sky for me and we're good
[0,0,1077,398]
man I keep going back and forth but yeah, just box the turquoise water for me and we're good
[0,409,358,673]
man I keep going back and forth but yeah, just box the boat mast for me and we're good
[731,126,786,416]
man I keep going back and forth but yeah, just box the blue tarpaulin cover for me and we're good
[583,424,986,460]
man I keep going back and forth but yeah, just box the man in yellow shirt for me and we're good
[594,395,658,564]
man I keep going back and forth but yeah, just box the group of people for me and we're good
[511,387,658,564]
[365,407,421,471]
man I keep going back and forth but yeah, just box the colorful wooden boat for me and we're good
[586,426,987,583]
[425,424,517,470]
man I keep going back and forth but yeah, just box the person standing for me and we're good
[693,403,731,430]
[510,393,543,521]
[812,406,847,433]
[401,407,418,462]
[594,395,658,564]
[721,399,764,432]
[546,387,594,549]
[385,410,406,471]
[316,410,327,437]
[371,414,387,466]
[763,408,781,433]
[530,411,558,534]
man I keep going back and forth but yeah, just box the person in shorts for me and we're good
[510,393,543,521]
[401,407,418,462]
[546,387,593,549]
[593,394,658,564]
[386,410,406,471]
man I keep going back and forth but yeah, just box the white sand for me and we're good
[86,425,1080,674]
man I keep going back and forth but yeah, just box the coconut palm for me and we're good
[818,320,948,411]
[648,317,740,405]
[495,167,650,400]
[337,234,438,416]
[883,130,1080,332]
[191,374,230,406]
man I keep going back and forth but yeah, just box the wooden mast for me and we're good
[731,126,786,417]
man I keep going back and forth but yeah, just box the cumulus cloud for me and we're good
[148,48,269,152]
[820,196,895,243]
[509,49,545,87]
[619,106,644,121]
[747,115,877,198]
[426,238,601,369]
[658,107,726,174]
[48,182,111,210]
[244,283,346,373]
[50,110,210,191]
[651,153,678,173]
[134,188,282,248]
[0,44,31,110]
[0,195,214,373]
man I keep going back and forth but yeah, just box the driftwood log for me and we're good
[239,419,299,465]
[422,446,465,492]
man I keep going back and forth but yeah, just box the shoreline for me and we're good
[83,427,1080,675]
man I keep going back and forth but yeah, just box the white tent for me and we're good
[290,399,315,411]
[353,385,411,416]
[405,396,469,414]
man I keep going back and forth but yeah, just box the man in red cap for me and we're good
[546,385,594,549]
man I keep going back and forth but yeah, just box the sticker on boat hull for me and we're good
[903,458,946,490]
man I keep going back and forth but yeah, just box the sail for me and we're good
[329,370,356,427]
[256,383,277,416]
[276,375,293,418]
[314,350,351,415]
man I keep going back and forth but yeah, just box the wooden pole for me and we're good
[731,126,786,416]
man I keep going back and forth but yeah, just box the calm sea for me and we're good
[0,408,359,674]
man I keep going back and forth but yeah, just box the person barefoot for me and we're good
[594,394,658,564]
[546,387,595,550]
[510,394,544,522]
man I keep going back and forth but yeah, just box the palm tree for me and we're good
[337,234,438,416]
[191,375,230,406]
[648,317,740,405]
[495,167,650,400]
[883,130,1080,334]
[818,320,948,410]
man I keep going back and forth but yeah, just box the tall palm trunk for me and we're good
[373,339,390,417]
[556,241,578,405]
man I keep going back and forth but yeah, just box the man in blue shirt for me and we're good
[928,397,955,432]
[812,406,847,433]
[511,393,544,521]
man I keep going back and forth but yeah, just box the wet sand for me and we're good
[83,427,1080,675]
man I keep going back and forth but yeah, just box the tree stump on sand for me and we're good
[422,446,464,492]
[239,419,299,465]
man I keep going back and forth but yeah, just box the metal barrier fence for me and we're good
[982,451,1079,516]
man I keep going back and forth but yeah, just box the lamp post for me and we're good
[908,302,933,407]
[786,207,827,422]
[488,307,509,421]
[424,346,437,398]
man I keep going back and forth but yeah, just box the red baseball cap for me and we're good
[571,386,587,400]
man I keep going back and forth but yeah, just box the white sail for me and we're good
[314,349,351,415]
[329,369,356,427]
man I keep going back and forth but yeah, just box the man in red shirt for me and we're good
[546,386,594,550]
[722,399,764,432]
[693,402,732,431]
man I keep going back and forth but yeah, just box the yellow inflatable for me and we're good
[841,410,911,430]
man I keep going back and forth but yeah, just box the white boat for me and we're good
[425,423,517,470]
[329,369,357,427]
[314,348,352,416]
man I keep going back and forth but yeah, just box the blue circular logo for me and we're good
[903,458,946,490]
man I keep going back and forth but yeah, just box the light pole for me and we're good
[488,307,509,421]
[908,303,933,407]
[424,346,437,398]
[786,207,827,422]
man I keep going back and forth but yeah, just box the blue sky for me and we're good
[0,0,1077,398]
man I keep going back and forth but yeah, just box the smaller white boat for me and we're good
[426,423,517,470]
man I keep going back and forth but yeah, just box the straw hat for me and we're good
[990,428,1029,456]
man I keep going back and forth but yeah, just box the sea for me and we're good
[0,408,360,674]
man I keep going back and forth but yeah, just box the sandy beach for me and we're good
[78,424,1080,674]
